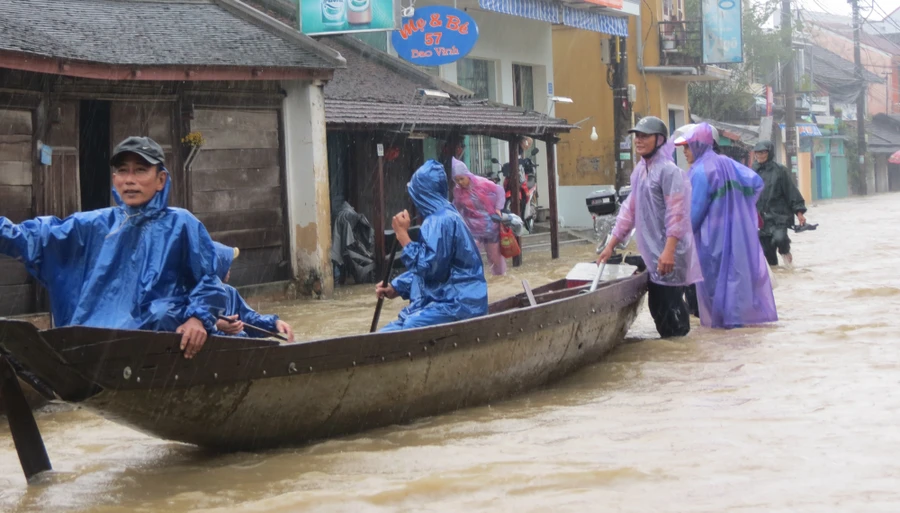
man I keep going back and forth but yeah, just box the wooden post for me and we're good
[545,137,560,259]
[374,142,386,280]
[508,137,522,267]
[0,356,51,482]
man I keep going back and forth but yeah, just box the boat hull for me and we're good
[2,273,647,450]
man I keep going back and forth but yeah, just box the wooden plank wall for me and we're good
[0,109,36,315]
[190,109,289,287]
[350,134,424,233]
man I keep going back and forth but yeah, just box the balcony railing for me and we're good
[658,20,702,67]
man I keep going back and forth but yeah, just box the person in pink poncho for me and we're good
[451,158,508,276]
[597,116,702,338]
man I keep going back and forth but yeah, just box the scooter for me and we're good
[496,147,540,233]
[586,184,632,253]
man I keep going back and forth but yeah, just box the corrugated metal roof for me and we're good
[0,0,344,69]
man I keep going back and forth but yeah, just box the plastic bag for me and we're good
[499,224,521,258]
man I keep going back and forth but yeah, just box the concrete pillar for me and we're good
[876,155,889,193]
[282,80,333,298]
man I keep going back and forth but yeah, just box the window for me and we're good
[457,58,497,176]
[513,64,535,111]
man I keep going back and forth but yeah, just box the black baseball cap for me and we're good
[110,136,166,167]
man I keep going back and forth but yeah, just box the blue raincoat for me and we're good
[0,170,225,332]
[213,242,279,338]
[682,123,777,328]
[382,160,488,332]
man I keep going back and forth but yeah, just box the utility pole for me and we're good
[780,0,797,180]
[851,0,869,194]
[610,35,633,190]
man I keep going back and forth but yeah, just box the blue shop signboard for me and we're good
[391,6,479,67]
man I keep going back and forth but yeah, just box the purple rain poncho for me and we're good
[451,158,506,242]
[611,137,702,286]
[681,123,777,328]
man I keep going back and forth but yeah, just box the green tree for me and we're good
[687,0,790,121]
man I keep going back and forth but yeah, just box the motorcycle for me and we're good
[586,185,634,254]
[493,147,540,233]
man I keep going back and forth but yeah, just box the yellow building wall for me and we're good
[552,1,690,187]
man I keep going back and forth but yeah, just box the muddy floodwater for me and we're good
[3,194,900,512]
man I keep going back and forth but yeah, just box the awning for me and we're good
[562,6,628,36]
[478,0,629,36]
[478,0,560,24]
[779,123,823,137]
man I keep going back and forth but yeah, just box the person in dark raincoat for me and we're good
[0,136,224,358]
[212,242,295,342]
[753,140,807,266]
[676,123,777,329]
[375,160,488,331]
[597,117,702,338]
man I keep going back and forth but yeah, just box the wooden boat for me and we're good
[1,271,647,478]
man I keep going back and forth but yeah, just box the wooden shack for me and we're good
[0,0,345,317]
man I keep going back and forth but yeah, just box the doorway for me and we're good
[79,100,112,211]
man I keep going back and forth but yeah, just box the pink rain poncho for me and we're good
[680,123,777,328]
[611,137,702,286]
[451,158,506,242]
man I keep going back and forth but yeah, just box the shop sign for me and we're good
[391,6,479,67]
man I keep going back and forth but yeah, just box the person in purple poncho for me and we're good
[451,158,508,276]
[597,116,702,338]
[675,123,778,329]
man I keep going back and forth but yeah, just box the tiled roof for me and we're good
[809,46,884,84]
[860,116,900,154]
[326,98,574,136]
[319,36,573,136]
[0,0,344,69]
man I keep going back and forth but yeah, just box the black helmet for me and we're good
[628,116,669,140]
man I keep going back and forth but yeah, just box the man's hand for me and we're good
[596,245,614,264]
[392,210,412,246]
[796,212,807,226]
[657,248,676,276]
[376,283,398,300]
[177,317,208,359]
[215,315,244,335]
[275,320,295,342]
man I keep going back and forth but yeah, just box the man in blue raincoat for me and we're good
[0,136,225,358]
[675,123,777,329]
[211,242,295,341]
[375,160,488,331]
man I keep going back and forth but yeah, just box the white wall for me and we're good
[282,80,334,296]
[390,0,557,209]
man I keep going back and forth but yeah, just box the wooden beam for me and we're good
[374,149,386,280]
[0,50,334,82]
[545,137,560,259]
[0,356,52,482]
[508,138,521,267]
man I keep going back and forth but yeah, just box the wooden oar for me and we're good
[216,315,288,341]
[371,238,400,333]
[0,356,52,482]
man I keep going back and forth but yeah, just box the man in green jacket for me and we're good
[752,140,807,266]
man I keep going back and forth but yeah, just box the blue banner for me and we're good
[391,6,479,67]
[701,0,743,64]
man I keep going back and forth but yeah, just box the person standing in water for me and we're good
[451,158,507,276]
[597,117,702,338]
[752,140,807,266]
[375,160,488,331]
[676,123,777,329]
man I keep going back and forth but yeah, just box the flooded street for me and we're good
[3,194,900,512]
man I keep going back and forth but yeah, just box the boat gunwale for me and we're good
[1,272,648,399]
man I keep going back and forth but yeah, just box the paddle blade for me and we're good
[0,356,52,482]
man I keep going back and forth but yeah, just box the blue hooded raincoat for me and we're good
[0,170,225,332]
[212,242,280,337]
[382,160,489,332]
[682,123,777,328]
